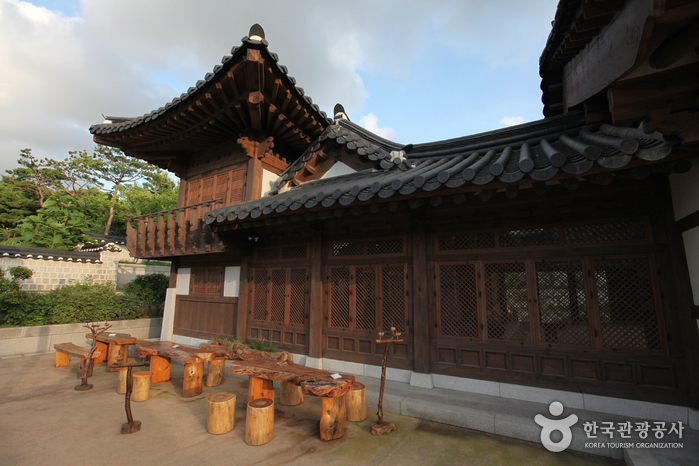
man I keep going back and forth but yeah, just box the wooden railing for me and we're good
[126,199,224,259]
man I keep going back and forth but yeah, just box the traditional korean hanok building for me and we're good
[91,1,699,416]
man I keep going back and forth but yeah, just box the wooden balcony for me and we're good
[126,199,227,259]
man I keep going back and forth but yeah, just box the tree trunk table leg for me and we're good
[205,358,225,387]
[207,392,236,434]
[78,357,93,378]
[107,343,127,371]
[245,398,274,445]
[320,396,346,441]
[182,362,204,397]
[346,382,367,421]
[132,371,152,402]
[55,351,69,367]
[94,341,108,364]
[247,376,274,403]
[149,355,171,383]
[280,382,304,406]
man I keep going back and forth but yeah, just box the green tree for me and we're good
[0,175,41,228]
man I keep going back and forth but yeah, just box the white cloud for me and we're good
[500,116,527,127]
[358,113,400,141]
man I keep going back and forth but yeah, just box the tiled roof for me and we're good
[79,232,126,252]
[0,245,103,263]
[204,112,673,226]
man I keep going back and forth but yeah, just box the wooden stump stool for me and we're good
[117,367,128,394]
[345,382,367,421]
[245,398,274,446]
[132,371,152,402]
[207,392,236,434]
[280,382,304,406]
[206,358,226,387]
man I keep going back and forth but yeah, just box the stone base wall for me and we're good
[0,317,162,357]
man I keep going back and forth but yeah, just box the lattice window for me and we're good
[289,269,307,325]
[270,269,286,323]
[382,266,406,333]
[252,269,268,321]
[215,173,229,202]
[330,268,350,328]
[564,220,646,244]
[499,227,560,247]
[355,267,376,330]
[256,248,280,261]
[536,261,590,347]
[438,264,478,338]
[485,262,530,343]
[186,179,201,205]
[281,245,308,259]
[190,267,222,296]
[367,239,403,255]
[332,241,365,257]
[230,165,246,204]
[201,176,214,202]
[438,232,496,251]
[595,258,661,351]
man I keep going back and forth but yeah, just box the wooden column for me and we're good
[244,156,263,201]
[236,258,250,342]
[308,228,323,359]
[207,392,236,434]
[149,355,171,383]
[320,396,346,441]
[411,218,430,374]
[183,361,204,397]
[94,341,108,364]
[245,398,274,446]
[247,376,274,402]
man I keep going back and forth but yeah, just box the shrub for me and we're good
[122,273,169,317]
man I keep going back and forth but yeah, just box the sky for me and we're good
[0,0,560,174]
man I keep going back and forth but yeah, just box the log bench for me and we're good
[86,333,138,372]
[134,341,216,397]
[54,343,101,377]
[229,359,353,441]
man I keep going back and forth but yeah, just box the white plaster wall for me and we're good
[261,168,277,196]
[116,263,170,289]
[223,266,240,297]
[175,268,191,295]
[321,161,356,179]
[670,156,699,306]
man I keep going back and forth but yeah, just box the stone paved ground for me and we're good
[0,353,623,466]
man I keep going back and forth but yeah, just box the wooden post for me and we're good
[280,382,304,406]
[320,396,346,441]
[245,398,274,445]
[132,371,152,402]
[247,376,274,402]
[94,341,108,365]
[206,358,226,387]
[236,258,250,342]
[308,228,323,359]
[117,367,128,394]
[54,351,69,367]
[411,218,430,374]
[183,362,204,397]
[345,382,367,422]
[207,392,236,434]
[149,355,171,383]
[107,344,126,372]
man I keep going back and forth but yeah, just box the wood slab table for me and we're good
[229,359,353,441]
[86,333,137,372]
[135,341,216,397]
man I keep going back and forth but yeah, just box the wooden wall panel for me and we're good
[174,295,237,340]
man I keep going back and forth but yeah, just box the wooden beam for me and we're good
[649,18,699,69]
[677,210,699,233]
[308,230,323,359]
[411,218,429,374]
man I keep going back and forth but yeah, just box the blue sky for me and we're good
[0,0,559,172]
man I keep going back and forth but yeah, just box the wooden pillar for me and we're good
[132,371,152,402]
[54,351,69,367]
[245,398,274,446]
[94,341,108,364]
[320,396,346,441]
[207,392,236,434]
[206,358,226,387]
[411,218,430,374]
[149,355,171,383]
[107,344,126,372]
[244,156,263,201]
[280,382,304,406]
[236,258,250,342]
[308,228,323,359]
[247,376,274,402]
[182,361,204,397]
